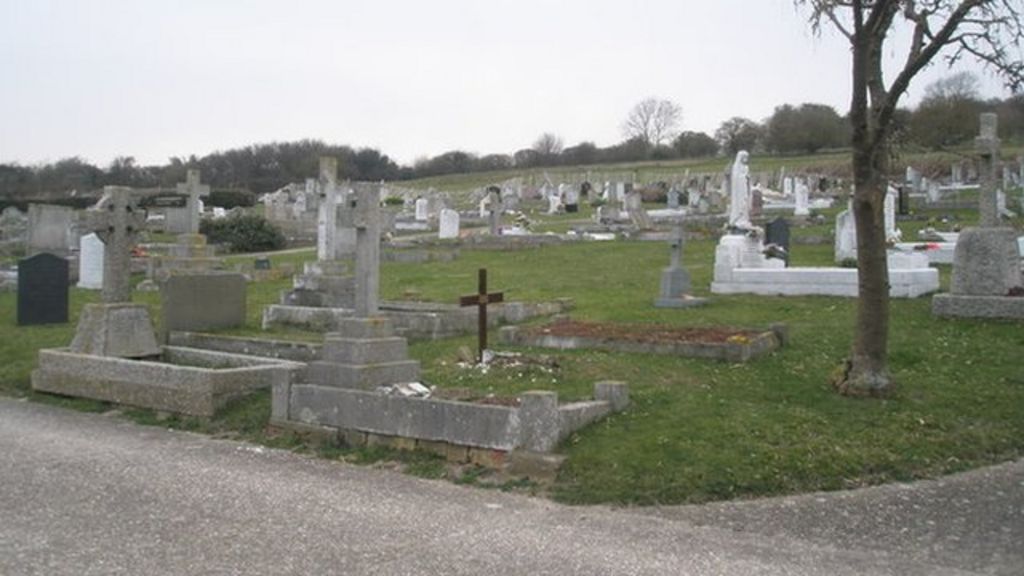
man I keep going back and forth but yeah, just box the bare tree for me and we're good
[533,132,563,157]
[923,70,980,100]
[623,98,683,146]
[798,0,1023,397]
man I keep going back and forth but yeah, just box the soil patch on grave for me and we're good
[528,320,764,345]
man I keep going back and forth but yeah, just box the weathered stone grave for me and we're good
[32,187,300,416]
[17,253,69,326]
[933,114,1024,320]
[654,222,707,308]
[160,272,247,336]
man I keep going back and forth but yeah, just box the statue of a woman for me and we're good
[728,150,752,229]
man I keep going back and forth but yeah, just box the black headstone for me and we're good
[897,186,910,216]
[17,253,69,326]
[765,217,791,265]
[254,257,271,270]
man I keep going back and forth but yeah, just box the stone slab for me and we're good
[167,332,322,363]
[287,384,521,450]
[712,266,939,298]
[932,294,1024,320]
[321,336,409,365]
[160,272,246,335]
[305,360,421,390]
[502,326,778,363]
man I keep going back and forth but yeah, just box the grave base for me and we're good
[931,294,1024,320]
[654,296,708,309]
[69,303,161,358]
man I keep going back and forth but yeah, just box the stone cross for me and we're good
[82,187,145,303]
[458,268,504,363]
[486,186,503,235]
[352,184,381,317]
[317,157,340,261]
[976,113,1001,227]
[176,169,210,234]
[668,222,684,270]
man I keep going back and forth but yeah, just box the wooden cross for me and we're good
[459,268,504,363]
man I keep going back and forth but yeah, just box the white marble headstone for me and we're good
[414,198,429,221]
[793,179,810,217]
[438,208,460,239]
[835,201,857,262]
[885,185,901,242]
[78,232,104,290]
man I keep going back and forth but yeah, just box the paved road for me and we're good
[1,398,1020,575]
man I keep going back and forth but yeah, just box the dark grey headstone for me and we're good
[254,257,271,270]
[765,217,791,252]
[17,253,69,325]
[897,186,910,215]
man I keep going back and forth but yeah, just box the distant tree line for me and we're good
[2,73,1021,200]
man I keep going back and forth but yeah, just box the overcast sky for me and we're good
[0,0,1015,168]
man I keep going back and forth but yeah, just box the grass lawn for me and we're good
[1,204,1022,506]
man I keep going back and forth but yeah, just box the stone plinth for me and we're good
[949,228,1021,296]
[69,303,161,358]
[932,227,1023,320]
[713,252,938,298]
[280,259,354,308]
[304,317,420,390]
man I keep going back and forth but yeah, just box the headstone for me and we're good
[69,187,160,358]
[160,273,246,336]
[884,185,901,242]
[667,187,680,209]
[897,186,910,216]
[316,158,341,261]
[78,232,105,290]
[16,253,68,325]
[414,197,429,221]
[26,204,76,255]
[487,186,503,234]
[976,113,1000,227]
[547,193,562,215]
[927,180,941,203]
[563,185,579,213]
[765,217,791,264]
[352,184,381,317]
[905,166,922,192]
[654,222,706,308]
[951,163,963,185]
[728,151,752,229]
[751,188,764,219]
[176,169,210,235]
[835,200,857,262]
[783,177,794,197]
[254,257,271,270]
[793,179,810,217]
[438,208,460,239]
[80,187,145,304]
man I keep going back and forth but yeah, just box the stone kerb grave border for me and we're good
[32,346,303,417]
[499,322,785,363]
[272,381,629,467]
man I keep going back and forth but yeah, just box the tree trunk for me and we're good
[833,145,894,397]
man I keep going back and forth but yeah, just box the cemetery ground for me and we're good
[2,204,1023,508]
